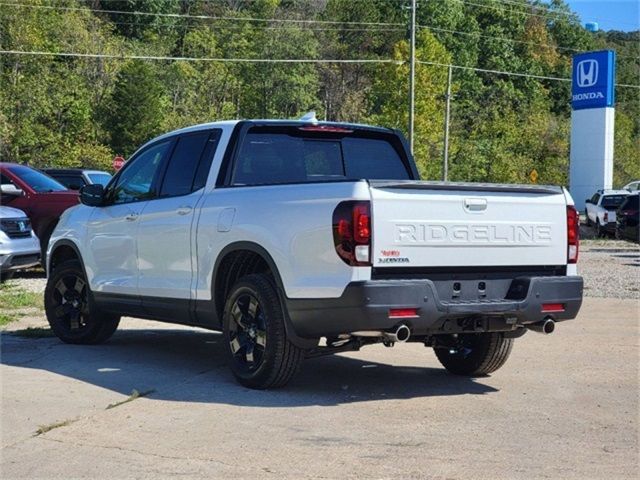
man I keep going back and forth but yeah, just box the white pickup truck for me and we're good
[584,189,629,237]
[46,119,583,389]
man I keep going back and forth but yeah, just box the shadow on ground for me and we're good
[1,327,497,407]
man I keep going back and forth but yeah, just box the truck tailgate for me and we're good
[369,181,567,268]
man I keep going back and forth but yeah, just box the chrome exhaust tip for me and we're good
[384,324,411,343]
[527,318,555,335]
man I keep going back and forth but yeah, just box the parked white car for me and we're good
[622,180,640,192]
[584,189,629,237]
[46,118,583,388]
[0,206,41,281]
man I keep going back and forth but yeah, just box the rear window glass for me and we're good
[601,195,626,208]
[232,130,410,186]
[622,195,638,210]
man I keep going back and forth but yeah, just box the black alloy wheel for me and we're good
[227,293,268,373]
[45,260,119,344]
[222,274,304,389]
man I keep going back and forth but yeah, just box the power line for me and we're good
[417,59,640,88]
[451,0,640,28]
[1,48,637,89]
[0,2,404,27]
[0,49,403,64]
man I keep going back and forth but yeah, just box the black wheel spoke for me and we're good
[55,281,68,297]
[73,277,85,294]
[245,344,255,364]
[247,297,258,319]
[255,329,267,348]
[69,310,81,330]
[228,293,267,372]
[54,304,68,318]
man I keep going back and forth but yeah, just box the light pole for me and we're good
[408,0,416,154]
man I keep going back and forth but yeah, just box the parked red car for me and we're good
[0,163,79,262]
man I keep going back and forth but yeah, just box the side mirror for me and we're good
[0,184,24,196]
[80,184,105,206]
[585,199,591,204]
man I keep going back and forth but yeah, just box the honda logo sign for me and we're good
[576,59,598,87]
[571,50,615,110]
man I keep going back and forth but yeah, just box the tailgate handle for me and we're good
[464,198,487,212]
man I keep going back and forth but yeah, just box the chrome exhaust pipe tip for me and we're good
[527,318,556,335]
[394,324,411,342]
[542,318,555,334]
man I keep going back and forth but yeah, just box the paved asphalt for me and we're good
[1,297,638,479]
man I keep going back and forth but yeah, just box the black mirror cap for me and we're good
[585,199,591,204]
[80,184,105,206]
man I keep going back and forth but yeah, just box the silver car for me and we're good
[0,206,41,281]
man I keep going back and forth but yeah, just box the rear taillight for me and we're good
[567,205,579,264]
[333,201,371,266]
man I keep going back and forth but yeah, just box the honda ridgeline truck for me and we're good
[45,119,583,389]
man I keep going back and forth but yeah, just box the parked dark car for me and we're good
[616,192,639,243]
[42,168,112,190]
[0,163,79,263]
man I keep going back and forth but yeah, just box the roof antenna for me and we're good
[299,111,318,123]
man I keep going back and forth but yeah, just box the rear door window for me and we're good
[159,130,220,197]
[232,128,410,186]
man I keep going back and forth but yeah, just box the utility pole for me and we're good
[442,64,452,181]
[408,0,416,154]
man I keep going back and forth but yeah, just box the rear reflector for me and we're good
[541,303,565,313]
[389,308,419,318]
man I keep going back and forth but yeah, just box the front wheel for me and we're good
[45,260,120,344]
[434,333,514,376]
[223,274,304,389]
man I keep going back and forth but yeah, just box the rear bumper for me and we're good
[286,276,583,338]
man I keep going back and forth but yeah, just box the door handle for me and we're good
[125,213,139,221]
[176,206,192,216]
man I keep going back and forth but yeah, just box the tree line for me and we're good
[0,0,638,186]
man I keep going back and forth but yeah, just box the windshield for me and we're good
[8,165,67,192]
[87,173,112,186]
[601,195,627,209]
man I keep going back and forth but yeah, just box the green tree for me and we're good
[103,60,168,156]
[368,30,451,179]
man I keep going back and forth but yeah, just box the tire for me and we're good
[45,259,120,344]
[585,212,591,226]
[0,271,15,283]
[595,220,604,238]
[615,226,623,240]
[434,333,514,376]
[222,273,304,389]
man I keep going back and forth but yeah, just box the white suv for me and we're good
[46,119,583,388]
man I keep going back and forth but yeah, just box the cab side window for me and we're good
[590,193,600,205]
[159,130,220,198]
[110,140,172,204]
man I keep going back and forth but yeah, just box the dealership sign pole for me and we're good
[569,50,616,210]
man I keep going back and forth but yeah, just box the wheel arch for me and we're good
[48,239,83,276]
[212,241,316,348]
